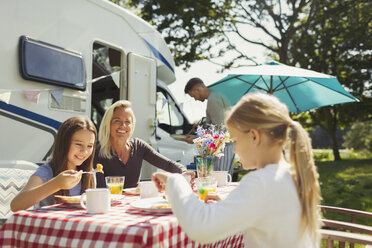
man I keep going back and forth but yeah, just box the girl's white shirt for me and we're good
[166,162,318,248]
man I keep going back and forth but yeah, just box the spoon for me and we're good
[82,171,95,174]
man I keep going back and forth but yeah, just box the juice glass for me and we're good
[196,177,217,201]
[105,176,125,195]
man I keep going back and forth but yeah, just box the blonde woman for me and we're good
[94,100,191,189]
[152,93,322,247]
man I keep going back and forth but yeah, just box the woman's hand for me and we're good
[55,170,82,190]
[204,192,222,203]
[152,172,170,192]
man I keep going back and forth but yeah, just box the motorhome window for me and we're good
[19,36,85,90]
[156,91,184,129]
[91,98,114,130]
[169,100,183,126]
[91,42,123,129]
[92,43,121,78]
[156,91,171,125]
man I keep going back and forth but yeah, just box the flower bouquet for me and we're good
[193,125,230,177]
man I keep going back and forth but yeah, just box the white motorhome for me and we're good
[0,0,196,179]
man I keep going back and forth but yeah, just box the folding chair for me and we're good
[213,142,235,177]
[0,160,38,225]
[320,205,372,247]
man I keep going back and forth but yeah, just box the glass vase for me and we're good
[196,157,214,178]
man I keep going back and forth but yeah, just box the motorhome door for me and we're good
[127,53,156,179]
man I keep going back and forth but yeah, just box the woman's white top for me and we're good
[166,163,318,248]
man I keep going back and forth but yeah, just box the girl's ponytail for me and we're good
[288,121,322,242]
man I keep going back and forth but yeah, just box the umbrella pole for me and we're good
[268,76,273,94]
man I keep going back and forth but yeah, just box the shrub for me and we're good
[313,151,330,161]
[343,121,372,153]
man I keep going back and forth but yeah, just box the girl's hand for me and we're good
[152,172,170,192]
[204,192,222,203]
[55,170,82,190]
[182,170,196,187]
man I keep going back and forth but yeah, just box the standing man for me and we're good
[184,77,231,125]
[184,77,235,176]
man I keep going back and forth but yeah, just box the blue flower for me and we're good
[196,125,203,137]
[193,125,230,158]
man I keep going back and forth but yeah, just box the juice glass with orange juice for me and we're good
[105,176,125,195]
[196,177,217,201]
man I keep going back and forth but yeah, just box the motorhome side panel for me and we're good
[0,0,155,162]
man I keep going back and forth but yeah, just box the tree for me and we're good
[112,0,317,68]
[343,121,372,154]
[114,0,372,160]
[290,0,372,160]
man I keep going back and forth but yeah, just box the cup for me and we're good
[139,181,159,199]
[80,188,110,214]
[105,176,125,194]
[211,171,232,187]
[195,177,217,201]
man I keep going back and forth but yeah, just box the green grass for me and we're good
[236,158,372,225]
[236,151,372,247]
[313,149,372,161]
[316,159,372,226]
[319,240,366,248]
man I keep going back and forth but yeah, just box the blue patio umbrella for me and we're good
[208,61,358,113]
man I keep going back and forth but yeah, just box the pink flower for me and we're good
[213,135,219,139]
[209,143,217,150]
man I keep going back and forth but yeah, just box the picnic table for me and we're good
[0,183,244,247]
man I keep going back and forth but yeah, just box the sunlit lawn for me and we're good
[317,158,372,248]
[236,153,372,228]
[316,159,372,226]
[237,156,372,247]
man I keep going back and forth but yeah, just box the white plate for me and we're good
[125,187,140,195]
[170,134,187,141]
[130,197,172,213]
[55,195,81,204]
[55,194,124,204]
[110,194,125,201]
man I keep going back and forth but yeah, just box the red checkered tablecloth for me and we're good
[0,183,244,247]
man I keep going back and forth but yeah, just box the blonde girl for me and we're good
[11,116,97,211]
[152,93,322,247]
